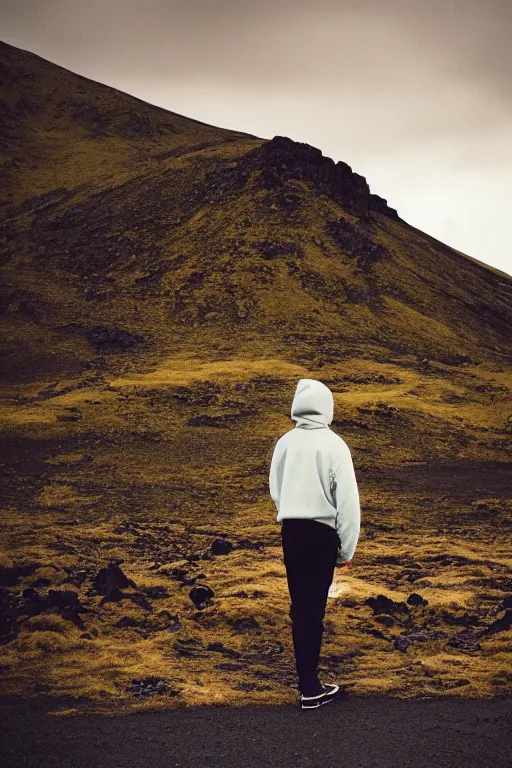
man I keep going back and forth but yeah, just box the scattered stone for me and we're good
[56,411,82,422]
[188,584,214,610]
[115,616,142,629]
[174,637,206,657]
[236,539,265,551]
[440,608,481,627]
[112,519,140,535]
[154,610,180,632]
[0,564,39,587]
[86,326,144,352]
[1,584,89,643]
[48,589,80,608]
[92,561,135,596]
[497,595,512,611]
[480,609,512,636]
[326,216,389,270]
[375,615,395,627]
[140,585,169,599]
[128,676,172,697]
[21,588,49,616]
[228,616,260,633]
[48,589,87,628]
[63,567,89,586]
[210,538,233,555]
[252,239,304,261]
[184,554,202,563]
[447,628,482,652]
[395,629,447,653]
[365,594,410,616]
[406,593,429,606]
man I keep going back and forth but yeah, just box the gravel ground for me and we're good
[1,694,511,768]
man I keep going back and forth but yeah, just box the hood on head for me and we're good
[291,378,333,429]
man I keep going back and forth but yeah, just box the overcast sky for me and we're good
[2,0,511,276]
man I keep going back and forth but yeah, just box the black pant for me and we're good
[281,518,339,696]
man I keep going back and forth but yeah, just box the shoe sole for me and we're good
[300,684,340,709]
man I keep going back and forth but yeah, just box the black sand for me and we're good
[2,694,511,768]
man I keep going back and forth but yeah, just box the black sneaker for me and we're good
[300,683,340,709]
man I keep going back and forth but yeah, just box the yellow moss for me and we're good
[45,452,87,465]
[35,484,80,507]
[24,614,72,634]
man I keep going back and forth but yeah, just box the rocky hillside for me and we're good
[0,40,511,712]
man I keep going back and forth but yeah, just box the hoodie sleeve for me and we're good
[332,444,360,563]
[268,439,281,510]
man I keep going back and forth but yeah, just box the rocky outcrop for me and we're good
[246,135,399,220]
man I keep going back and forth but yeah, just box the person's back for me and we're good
[269,378,360,565]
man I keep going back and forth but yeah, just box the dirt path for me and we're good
[2,694,511,768]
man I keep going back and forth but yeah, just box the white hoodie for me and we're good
[269,378,361,564]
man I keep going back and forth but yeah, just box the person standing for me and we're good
[269,378,361,708]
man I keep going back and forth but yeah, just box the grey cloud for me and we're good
[1,0,510,272]
[2,0,511,101]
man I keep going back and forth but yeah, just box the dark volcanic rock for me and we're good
[86,326,144,352]
[228,616,260,633]
[174,637,206,657]
[0,563,38,587]
[365,594,410,616]
[48,589,80,608]
[480,608,512,635]
[188,584,214,610]
[63,567,89,586]
[440,608,481,627]
[406,592,429,606]
[326,216,390,271]
[21,587,49,616]
[395,629,447,653]
[116,616,143,628]
[48,589,87,627]
[0,587,21,644]
[140,585,170,599]
[246,135,399,220]
[92,561,135,595]
[447,628,482,652]
[210,538,233,555]
[252,238,304,260]
[128,676,174,697]
[497,595,512,611]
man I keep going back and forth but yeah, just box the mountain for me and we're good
[1,40,511,710]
